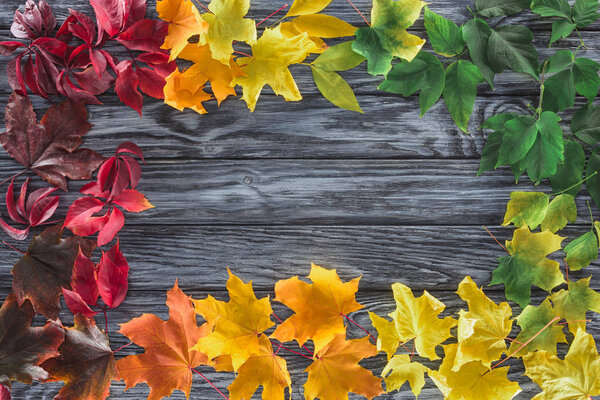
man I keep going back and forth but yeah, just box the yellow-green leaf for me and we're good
[550,277,600,334]
[564,231,599,271]
[292,14,357,38]
[311,67,363,113]
[541,194,577,233]
[381,354,428,396]
[502,191,549,229]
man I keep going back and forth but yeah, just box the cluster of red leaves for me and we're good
[64,142,153,246]
[0,0,175,115]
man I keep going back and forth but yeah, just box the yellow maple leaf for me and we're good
[279,21,327,53]
[228,334,292,400]
[287,0,333,16]
[550,276,600,334]
[371,283,456,360]
[199,0,257,64]
[164,68,213,114]
[454,276,513,369]
[381,354,428,396]
[271,263,363,352]
[429,343,521,400]
[304,335,384,400]
[523,329,600,400]
[157,0,208,61]
[233,25,319,112]
[192,269,273,370]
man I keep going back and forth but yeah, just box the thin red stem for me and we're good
[342,313,376,342]
[234,50,253,58]
[301,343,314,356]
[0,169,28,187]
[346,0,370,26]
[257,4,289,26]
[398,338,414,354]
[482,225,509,254]
[191,368,229,399]
[504,337,525,345]
[271,342,314,360]
[272,311,283,323]
[113,341,133,353]
[103,307,109,333]
[556,319,590,325]
[193,0,213,14]
[274,341,283,355]
[2,240,25,254]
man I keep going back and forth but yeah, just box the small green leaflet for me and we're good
[573,58,600,102]
[475,0,530,17]
[462,18,495,88]
[443,60,483,133]
[564,231,599,271]
[571,104,600,145]
[378,51,445,117]
[549,141,585,196]
[487,25,539,79]
[531,0,572,19]
[312,41,365,72]
[423,7,464,57]
[496,115,538,166]
[543,69,575,112]
[573,0,600,27]
[586,150,600,209]
[542,54,599,111]
[550,20,576,45]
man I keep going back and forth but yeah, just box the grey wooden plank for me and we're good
[1,224,597,292]
[7,290,600,400]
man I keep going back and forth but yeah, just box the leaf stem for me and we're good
[113,341,133,353]
[342,313,376,342]
[191,368,229,399]
[270,341,314,359]
[1,240,25,254]
[192,0,213,14]
[482,225,509,254]
[346,0,370,26]
[271,311,283,323]
[256,4,289,27]
[587,200,594,227]
[233,50,253,58]
[0,169,28,187]
[551,171,597,196]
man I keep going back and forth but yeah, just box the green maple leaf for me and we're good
[502,191,549,230]
[549,140,585,197]
[550,277,600,334]
[352,0,425,75]
[541,194,577,233]
[443,60,483,132]
[564,231,599,271]
[491,227,565,307]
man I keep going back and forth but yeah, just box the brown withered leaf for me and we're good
[11,225,96,320]
[41,315,117,400]
[0,92,104,190]
[0,294,65,388]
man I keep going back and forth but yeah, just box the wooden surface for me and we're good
[1,1,599,399]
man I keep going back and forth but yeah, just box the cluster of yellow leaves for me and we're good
[156,0,360,113]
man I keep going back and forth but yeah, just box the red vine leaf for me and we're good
[11,225,96,319]
[0,294,65,387]
[117,19,169,53]
[97,240,129,308]
[0,384,10,400]
[10,0,57,40]
[71,248,99,306]
[61,288,97,318]
[1,92,104,190]
[41,315,117,400]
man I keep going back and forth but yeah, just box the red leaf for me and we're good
[125,0,146,28]
[71,248,99,305]
[97,207,124,246]
[64,196,106,232]
[90,49,107,78]
[9,54,27,95]
[136,52,176,76]
[114,61,143,115]
[0,41,25,56]
[66,10,96,46]
[62,288,98,317]
[90,0,130,37]
[17,179,29,219]
[97,157,117,193]
[33,50,59,95]
[32,37,68,58]
[1,92,105,190]
[6,179,26,224]
[0,384,10,400]
[22,55,42,96]
[97,241,129,308]
[117,19,167,52]
[0,219,29,240]
[113,189,153,212]
[11,0,56,40]
[121,154,141,188]
[25,186,58,213]
[80,181,109,198]
[136,67,166,99]
[29,195,59,226]
[72,66,114,96]
[116,141,144,161]
[57,70,102,105]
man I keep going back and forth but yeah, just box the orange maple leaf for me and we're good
[304,335,384,400]
[192,269,274,370]
[157,0,208,60]
[271,263,363,352]
[115,282,210,400]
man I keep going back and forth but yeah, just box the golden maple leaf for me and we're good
[157,0,208,61]
[370,282,456,360]
[304,335,384,400]
[271,263,363,352]
[192,269,274,370]
[523,329,600,400]
[228,334,292,400]
[198,0,257,64]
[381,354,429,396]
[233,25,319,111]
[115,282,210,400]
[429,343,521,400]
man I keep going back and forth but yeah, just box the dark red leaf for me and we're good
[17,179,29,219]
[125,0,146,28]
[68,9,96,46]
[22,55,42,96]
[80,181,109,198]
[117,19,167,53]
[110,161,131,198]
[64,196,106,231]
[10,0,55,40]
[97,240,128,308]
[6,179,26,224]
[0,384,10,400]
[112,189,153,212]
[32,37,68,58]
[29,195,59,226]
[97,157,117,193]
[62,288,97,317]
[114,60,143,115]
[72,66,114,96]
[136,67,166,99]
[56,14,75,42]
[97,207,124,246]
[33,50,59,95]
[90,49,107,77]
[0,294,64,387]
[9,54,27,95]
[0,41,25,56]
[25,186,57,213]
[57,70,102,105]
[38,1,56,35]
[121,155,141,188]
[116,141,144,160]
[0,219,29,240]
[11,225,95,319]
[90,0,129,37]
[136,51,176,77]
[71,248,99,305]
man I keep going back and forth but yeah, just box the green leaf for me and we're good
[571,104,600,145]
[573,57,600,102]
[488,25,539,79]
[550,20,576,45]
[462,18,495,88]
[564,231,599,270]
[550,277,600,334]
[545,50,574,74]
[542,68,575,112]
[423,6,465,57]
[503,191,550,229]
[442,60,483,133]
[531,0,572,19]
[481,113,519,130]
[311,67,363,113]
[378,51,445,116]
[573,0,600,27]
[353,27,392,76]
[312,41,366,72]
[475,0,530,17]
[496,115,538,166]
[586,150,600,209]
[491,227,565,307]
[549,140,586,196]
[509,299,566,356]
[541,194,577,232]
[520,111,565,184]
[478,131,503,175]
